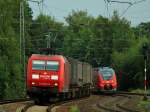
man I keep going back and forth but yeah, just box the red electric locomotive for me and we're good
[93,67,117,93]
[27,54,93,103]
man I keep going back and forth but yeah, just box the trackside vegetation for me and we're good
[0,1,150,100]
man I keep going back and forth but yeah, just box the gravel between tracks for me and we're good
[0,101,32,112]
[54,95,109,112]
[53,94,144,112]
[26,105,48,112]
[0,94,147,112]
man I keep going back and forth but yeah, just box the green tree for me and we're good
[0,0,32,99]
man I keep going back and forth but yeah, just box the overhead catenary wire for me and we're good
[106,0,132,5]
[106,0,146,5]
[27,0,44,14]
[105,0,147,17]
[120,0,147,17]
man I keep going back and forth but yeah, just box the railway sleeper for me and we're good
[116,104,140,112]
[97,103,122,112]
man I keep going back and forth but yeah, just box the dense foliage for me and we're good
[0,1,150,99]
[0,0,32,99]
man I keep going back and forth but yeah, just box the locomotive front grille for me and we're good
[104,84,113,90]
[30,86,58,94]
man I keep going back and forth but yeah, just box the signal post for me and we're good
[142,43,148,101]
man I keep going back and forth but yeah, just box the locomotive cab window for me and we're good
[46,61,59,71]
[99,68,114,80]
[32,60,45,70]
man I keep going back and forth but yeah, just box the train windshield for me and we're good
[32,60,45,70]
[99,68,114,80]
[46,61,59,71]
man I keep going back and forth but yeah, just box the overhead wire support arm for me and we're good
[132,0,146,5]
[107,0,132,5]
[106,0,146,5]
[27,0,43,3]
[105,0,147,17]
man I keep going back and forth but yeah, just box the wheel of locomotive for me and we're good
[80,89,84,97]
[34,97,45,105]
[71,90,76,99]
[75,91,79,98]
[34,98,40,105]
[59,93,66,101]
[84,88,87,97]
[79,89,83,98]
[85,89,88,97]
[88,89,91,96]
[85,88,88,97]
[86,88,90,97]
[66,92,71,100]
[81,88,85,97]
[83,89,86,97]
[68,92,72,100]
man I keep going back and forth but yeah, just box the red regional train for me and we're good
[93,67,117,93]
[27,54,93,103]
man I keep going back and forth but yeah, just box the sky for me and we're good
[28,0,150,26]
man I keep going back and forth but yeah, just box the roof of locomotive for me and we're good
[29,54,92,66]
[29,54,67,61]
[31,54,64,57]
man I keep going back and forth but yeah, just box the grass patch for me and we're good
[129,89,150,94]
[69,105,80,112]
[138,99,150,112]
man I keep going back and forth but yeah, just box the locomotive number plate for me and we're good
[40,75,50,79]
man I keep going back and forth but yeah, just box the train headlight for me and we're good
[101,81,105,84]
[32,82,35,85]
[51,75,58,80]
[54,83,58,86]
[32,74,39,79]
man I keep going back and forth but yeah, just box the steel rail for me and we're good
[47,96,90,112]
[96,93,142,112]
[20,103,35,112]
[116,104,140,112]
[0,98,31,105]
[97,103,122,112]
[117,91,150,96]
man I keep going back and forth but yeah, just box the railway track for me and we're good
[117,91,150,96]
[0,99,31,105]
[0,91,148,112]
[96,93,142,112]
[17,96,90,112]
[97,103,140,112]
[47,96,91,112]
[0,98,33,112]
[116,104,140,112]
[18,103,34,112]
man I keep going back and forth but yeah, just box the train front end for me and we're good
[97,67,117,92]
[26,54,66,100]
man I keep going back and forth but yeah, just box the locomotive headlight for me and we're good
[32,74,39,79]
[32,82,35,85]
[101,81,105,83]
[54,83,58,86]
[51,75,58,80]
